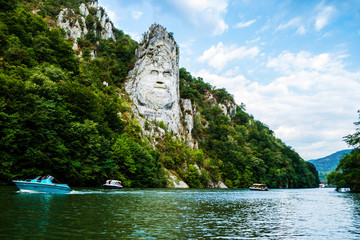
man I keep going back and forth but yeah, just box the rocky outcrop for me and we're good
[167,170,189,188]
[57,2,115,50]
[205,92,237,118]
[209,181,228,189]
[181,98,198,149]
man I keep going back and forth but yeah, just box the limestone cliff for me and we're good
[124,23,239,151]
[125,24,195,146]
[57,2,115,52]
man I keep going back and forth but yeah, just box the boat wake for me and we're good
[69,189,126,195]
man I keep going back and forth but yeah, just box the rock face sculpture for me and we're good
[126,24,181,133]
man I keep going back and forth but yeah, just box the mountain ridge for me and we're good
[308,149,352,183]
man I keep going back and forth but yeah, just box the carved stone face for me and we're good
[125,24,181,133]
[135,43,176,110]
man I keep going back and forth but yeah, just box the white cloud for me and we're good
[296,26,306,35]
[124,31,142,42]
[179,39,195,55]
[277,17,306,35]
[235,19,256,28]
[131,10,143,20]
[105,9,117,23]
[315,5,335,31]
[195,51,360,159]
[196,69,249,88]
[275,4,336,35]
[266,51,345,75]
[168,0,229,35]
[277,17,301,30]
[198,42,260,71]
[246,37,261,44]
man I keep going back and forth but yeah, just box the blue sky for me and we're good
[98,0,360,160]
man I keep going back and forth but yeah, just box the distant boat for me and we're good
[12,175,71,193]
[103,180,123,189]
[249,183,269,191]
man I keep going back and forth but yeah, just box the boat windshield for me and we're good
[44,176,54,181]
[105,180,121,185]
[252,184,267,187]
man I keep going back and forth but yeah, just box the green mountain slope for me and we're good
[0,0,319,188]
[308,149,352,183]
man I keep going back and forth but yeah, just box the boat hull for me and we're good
[103,184,123,190]
[12,181,71,194]
[249,187,268,191]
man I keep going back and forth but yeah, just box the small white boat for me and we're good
[103,180,123,189]
[12,175,71,193]
[249,183,269,191]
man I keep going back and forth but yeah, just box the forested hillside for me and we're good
[327,111,360,192]
[309,149,352,183]
[0,0,319,188]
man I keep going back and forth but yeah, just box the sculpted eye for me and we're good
[163,71,171,77]
[150,70,159,76]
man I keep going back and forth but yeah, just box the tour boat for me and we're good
[103,180,123,189]
[12,175,72,193]
[249,183,269,191]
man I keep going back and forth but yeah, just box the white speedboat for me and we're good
[103,180,123,189]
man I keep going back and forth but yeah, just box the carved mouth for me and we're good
[154,82,166,89]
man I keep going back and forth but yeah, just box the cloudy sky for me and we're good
[98,0,360,160]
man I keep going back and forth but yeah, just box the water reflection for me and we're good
[1,189,69,239]
[0,187,359,239]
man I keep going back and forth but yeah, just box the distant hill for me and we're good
[308,149,353,183]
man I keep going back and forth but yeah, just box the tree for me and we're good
[344,110,360,148]
[328,110,360,192]
[185,164,202,188]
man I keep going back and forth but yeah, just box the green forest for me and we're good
[327,110,360,192]
[0,0,319,188]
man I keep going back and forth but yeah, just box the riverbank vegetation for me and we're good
[327,110,360,192]
[0,0,319,188]
[178,68,318,188]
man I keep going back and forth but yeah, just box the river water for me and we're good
[0,187,359,239]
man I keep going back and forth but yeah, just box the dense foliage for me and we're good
[0,0,319,188]
[0,0,162,187]
[327,110,360,192]
[178,68,319,188]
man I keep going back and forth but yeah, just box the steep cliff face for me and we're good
[55,1,236,150]
[57,2,115,51]
[125,24,193,144]
[124,24,238,188]
[125,24,238,151]
[181,99,197,149]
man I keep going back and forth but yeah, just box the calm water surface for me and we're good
[0,187,359,239]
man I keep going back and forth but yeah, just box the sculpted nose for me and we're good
[156,74,164,84]
[154,73,166,89]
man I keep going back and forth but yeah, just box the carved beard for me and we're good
[137,88,174,110]
[135,63,175,110]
